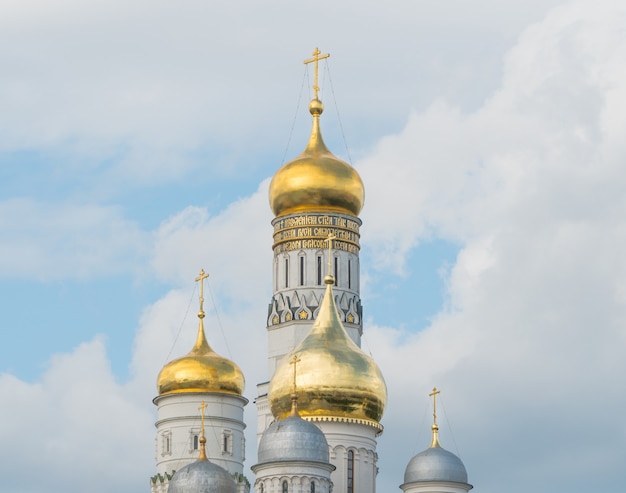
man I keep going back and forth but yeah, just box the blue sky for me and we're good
[2,1,626,492]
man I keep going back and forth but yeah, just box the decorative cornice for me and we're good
[303,415,384,433]
[267,291,362,329]
[154,415,247,428]
[153,392,249,406]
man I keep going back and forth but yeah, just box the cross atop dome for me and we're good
[429,387,441,426]
[195,269,209,319]
[197,401,208,460]
[304,47,330,101]
[429,387,442,448]
[324,233,337,281]
[289,354,301,416]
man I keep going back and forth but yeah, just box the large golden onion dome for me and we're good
[269,274,387,424]
[268,99,365,218]
[157,270,244,396]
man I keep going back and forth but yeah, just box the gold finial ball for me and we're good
[324,275,334,285]
[309,98,324,116]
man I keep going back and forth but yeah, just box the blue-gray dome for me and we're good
[404,446,468,484]
[168,459,236,493]
[257,414,329,464]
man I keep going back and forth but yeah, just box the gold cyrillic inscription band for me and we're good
[272,213,361,253]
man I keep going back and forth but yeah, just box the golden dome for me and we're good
[268,99,365,218]
[157,270,244,396]
[157,319,244,395]
[269,275,387,423]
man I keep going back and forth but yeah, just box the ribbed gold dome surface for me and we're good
[269,275,387,423]
[269,99,365,218]
[157,318,244,396]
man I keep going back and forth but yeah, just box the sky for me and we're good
[1,0,625,492]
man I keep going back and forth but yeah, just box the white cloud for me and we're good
[0,338,154,493]
[0,199,147,280]
[0,0,567,186]
[0,233,270,493]
[358,1,626,491]
[151,179,274,306]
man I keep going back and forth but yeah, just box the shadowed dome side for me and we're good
[269,99,364,218]
[269,275,386,423]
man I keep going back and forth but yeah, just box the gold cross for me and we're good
[195,269,209,316]
[323,233,336,277]
[429,387,441,425]
[289,354,301,392]
[198,401,208,439]
[304,47,330,101]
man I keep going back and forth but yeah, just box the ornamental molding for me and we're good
[303,415,383,433]
[267,290,362,328]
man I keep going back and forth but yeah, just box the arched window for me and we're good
[274,258,278,291]
[193,434,199,450]
[161,431,172,456]
[317,255,322,285]
[347,450,354,493]
[284,257,289,288]
[221,430,232,454]
[310,481,315,493]
[299,254,305,286]
[259,484,264,493]
[348,259,352,289]
[282,480,289,493]
[334,257,339,286]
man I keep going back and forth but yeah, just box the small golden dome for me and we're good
[269,275,387,423]
[157,320,245,395]
[157,270,244,396]
[268,99,365,218]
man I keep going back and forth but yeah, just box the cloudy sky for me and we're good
[1,0,625,492]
